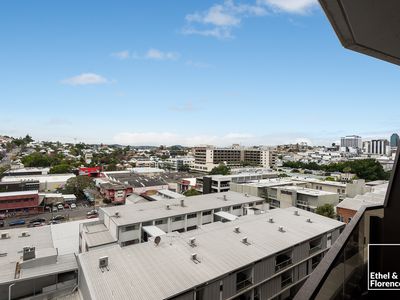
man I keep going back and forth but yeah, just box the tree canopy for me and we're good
[315,204,336,219]
[283,159,389,181]
[183,189,201,197]
[60,176,94,199]
[49,164,72,174]
[209,164,230,175]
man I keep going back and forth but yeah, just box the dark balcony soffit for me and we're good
[319,0,400,65]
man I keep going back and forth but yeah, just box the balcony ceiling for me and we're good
[319,0,400,65]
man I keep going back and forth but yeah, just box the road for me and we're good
[1,204,96,229]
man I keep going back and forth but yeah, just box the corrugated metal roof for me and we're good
[78,208,344,300]
[100,191,264,226]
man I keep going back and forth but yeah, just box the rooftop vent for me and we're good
[166,204,171,210]
[180,199,185,207]
[1,232,10,239]
[268,218,274,223]
[99,256,109,270]
[114,211,120,218]
[278,226,285,232]
[306,218,312,223]
[191,253,200,263]
[223,195,227,201]
[294,210,300,216]
[20,231,30,237]
[22,246,36,261]
[189,237,196,247]
[241,237,250,245]
[245,193,249,197]
[234,226,240,233]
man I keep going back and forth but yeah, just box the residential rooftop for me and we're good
[337,183,388,211]
[78,207,344,300]
[99,191,264,226]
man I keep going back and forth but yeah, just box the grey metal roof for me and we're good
[78,207,344,300]
[83,223,117,248]
[100,191,264,226]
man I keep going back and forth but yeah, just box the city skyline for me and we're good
[1,0,400,146]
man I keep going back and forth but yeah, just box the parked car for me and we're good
[57,204,64,210]
[28,222,44,227]
[87,209,98,216]
[9,219,25,226]
[48,220,60,225]
[87,214,98,219]
[29,218,46,224]
[52,207,58,212]
[70,203,77,209]
[0,220,4,227]
[52,215,65,221]
[64,203,70,209]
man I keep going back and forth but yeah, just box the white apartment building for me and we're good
[363,139,390,156]
[77,207,344,300]
[340,135,362,149]
[79,191,267,251]
[192,145,276,172]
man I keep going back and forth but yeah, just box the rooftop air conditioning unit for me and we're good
[268,218,274,223]
[278,226,285,232]
[306,218,312,223]
[242,237,248,244]
[21,231,30,237]
[166,205,171,210]
[294,210,300,216]
[1,232,9,239]
[245,193,249,197]
[191,253,198,261]
[223,195,227,201]
[180,199,185,207]
[114,211,120,218]
[234,226,240,233]
[99,256,109,268]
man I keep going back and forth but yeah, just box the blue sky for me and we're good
[1,0,399,146]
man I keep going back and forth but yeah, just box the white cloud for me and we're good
[113,131,257,146]
[145,48,180,60]
[169,101,199,112]
[258,0,318,14]
[183,0,267,39]
[111,50,130,60]
[183,0,318,39]
[61,73,108,86]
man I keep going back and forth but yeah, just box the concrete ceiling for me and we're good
[319,0,400,65]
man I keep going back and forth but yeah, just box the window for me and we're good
[122,239,139,246]
[202,210,211,216]
[142,221,153,226]
[155,219,166,225]
[311,253,324,270]
[281,270,293,288]
[236,266,253,291]
[122,224,138,232]
[233,205,242,210]
[187,213,197,219]
[187,225,197,231]
[173,215,184,222]
[275,251,292,272]
[309,237,322,254]
[256,201,263,205]
[342,189,345,194]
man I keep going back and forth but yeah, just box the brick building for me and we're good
[0,190,41,216]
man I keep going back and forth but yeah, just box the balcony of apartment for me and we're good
[275,251,292,272]
[309,237,323,255]
[236,267,253,292]
[281,270,293,289]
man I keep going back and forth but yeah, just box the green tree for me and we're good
[178,164,190,172]
[183,189,201,197]
[210,164,230,175]
[315,204,335,219]
[325,176,336,182]
[49,164,72,174]
[22,152,53,167]
[61,176,94,199]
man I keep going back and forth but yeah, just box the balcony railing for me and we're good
[236,278,253,291]
[281,276,293,289]
[275,258,292,272]
[309,245,322,254]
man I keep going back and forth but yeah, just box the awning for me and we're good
[214,211,238,221]
[142,226,166,237]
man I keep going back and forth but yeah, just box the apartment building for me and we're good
[197,171,279,194]
[192,145,276,172]
[267,186,340,212]
[79,191,267,251]
[340,135,362,149]
[161,156,195,170]
[363,139,390,155]
[77,207,344,300]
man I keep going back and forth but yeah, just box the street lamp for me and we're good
[9,283,15,300]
